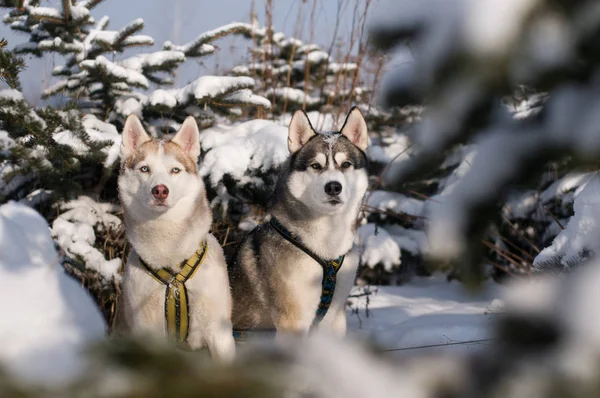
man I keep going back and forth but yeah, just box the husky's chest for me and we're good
[121,254,199,330]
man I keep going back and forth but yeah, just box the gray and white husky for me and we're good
[229,107,369,338]
[114,115,235,362]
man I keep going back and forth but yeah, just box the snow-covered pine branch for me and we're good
[141,75,271,133]
[164,21,265,57]
[229,20,371,117]
[370,0,600,282]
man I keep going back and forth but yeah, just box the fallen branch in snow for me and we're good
[348,286,378,329]
[379,339,494,353]
[543,205,565,230]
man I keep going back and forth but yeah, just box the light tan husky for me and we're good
[114,115,235,362]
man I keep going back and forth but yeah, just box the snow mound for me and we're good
[0,201,105,385]
[366,190,425,218]
[356,223,401,271]
[199,119,288,187]
[0,88,25,102]
[51,196,122,280]
[144,76,270,110]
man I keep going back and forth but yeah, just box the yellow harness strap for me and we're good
[139,241,208,345]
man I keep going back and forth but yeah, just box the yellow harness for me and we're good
[139,241,208,345]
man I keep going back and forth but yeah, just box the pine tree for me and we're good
[2,1,271,132]
[0,38,24,90]
[369,0,600,284]
[230,22,370,120]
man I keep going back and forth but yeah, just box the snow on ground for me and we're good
[0,200,507,386]
[347,274,504,357]
[356,223,402,270]
[0,201,105,385]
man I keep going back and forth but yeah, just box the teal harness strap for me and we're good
[269,218,345,329]
[232,217,345,341]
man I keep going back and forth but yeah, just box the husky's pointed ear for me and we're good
[121,114,151,160]
[340,106,368,152]
[288,109,316,154]
[172,116,201,160]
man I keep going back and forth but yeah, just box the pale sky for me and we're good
[1,0,365,103]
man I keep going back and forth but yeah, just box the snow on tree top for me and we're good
[265,87,321,107]
[120,50,186,73]
[118,34,153,47]
[0,131,16,156]
[221,89,272,109]
[146,89,177,108]
[94,30,153,48]
[232,62,290,77]
[80,56,149,89]
[29,7,62,21]
[0,89,25,102]
[52,114,122,168]
[0,202,105,385]
[328,63,358,73]
[175,75,256,104]
[306,50,329,64]
[115,97,143,118]
[67,5,90,22]
[164,22,264,56]
[297,43,321,54]
[38,37,83,53]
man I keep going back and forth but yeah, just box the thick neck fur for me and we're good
[270,166,363,260]
[124,194,211,270]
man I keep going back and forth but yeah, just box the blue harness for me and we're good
[232,217,345,341]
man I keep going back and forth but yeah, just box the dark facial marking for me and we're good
[290,135,330,172]
[333,136,368,170]
[289,132,368,173]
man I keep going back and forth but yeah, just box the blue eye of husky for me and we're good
[310,163,322,170]
[139,165,149,173]
[171,167,181,174]
[341,161,352,169]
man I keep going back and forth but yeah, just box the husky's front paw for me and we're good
[275,328,309,345]
[332,310,347,337]
[206,321,236,364]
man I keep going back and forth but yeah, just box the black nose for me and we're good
[324,181,342,196]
